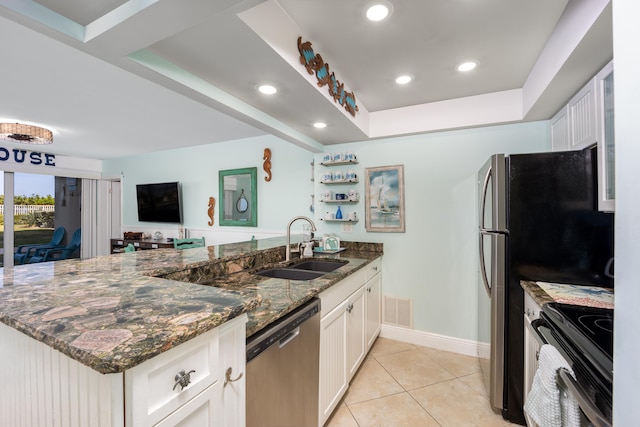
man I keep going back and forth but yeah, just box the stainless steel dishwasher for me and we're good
[246,297,320,427]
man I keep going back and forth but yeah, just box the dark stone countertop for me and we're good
[0,237,382,374]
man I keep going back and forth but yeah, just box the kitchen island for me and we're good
[0,236,383,426]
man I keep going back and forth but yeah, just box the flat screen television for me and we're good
[136,182,183,223]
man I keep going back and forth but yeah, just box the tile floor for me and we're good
[325,337,515,427]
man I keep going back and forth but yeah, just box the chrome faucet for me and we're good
[286,216,317,261]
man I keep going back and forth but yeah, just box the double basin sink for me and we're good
[255,259,346,281]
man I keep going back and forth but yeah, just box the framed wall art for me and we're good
[364,165,405,233]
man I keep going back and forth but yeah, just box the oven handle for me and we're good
[529,319,612,427]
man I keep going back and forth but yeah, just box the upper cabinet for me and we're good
[550,60,614,211]
[595,61,615,212]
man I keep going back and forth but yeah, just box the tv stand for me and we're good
[110,238,174,253]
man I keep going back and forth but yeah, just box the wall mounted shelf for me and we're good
[320,160,359,166]
[320,179,359,185]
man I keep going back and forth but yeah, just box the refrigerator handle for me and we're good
[479,166,492,230]
[479,231,491,298]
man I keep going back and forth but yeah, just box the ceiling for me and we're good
[0,0,612,160]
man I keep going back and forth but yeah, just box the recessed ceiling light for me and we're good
[313,122,327,129]
[258,84,277,95]
[457,61,477,72]
[395,75,412,85]
[365,1,393,22]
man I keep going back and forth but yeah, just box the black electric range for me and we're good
[537,303,613,426]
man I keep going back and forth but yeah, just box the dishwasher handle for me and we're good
[279,327,300,348]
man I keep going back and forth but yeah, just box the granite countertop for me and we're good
[0,237,382,374]
[521,280,614,309]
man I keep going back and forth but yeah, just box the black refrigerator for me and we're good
[477,146,614,425]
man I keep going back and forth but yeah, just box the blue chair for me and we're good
[14,226,66,264]
[29,228,81,263]
[173,237,206,249]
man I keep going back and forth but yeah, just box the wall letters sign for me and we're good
[0,146,56,166]
[297,37,359,117]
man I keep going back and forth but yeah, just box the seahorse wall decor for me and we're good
[207,197,215,226]
[263,147,272,182]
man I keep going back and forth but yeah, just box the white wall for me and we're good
[316,121,549,340]
[612,0,639,423]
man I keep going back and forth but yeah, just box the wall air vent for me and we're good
[382,295,413,329]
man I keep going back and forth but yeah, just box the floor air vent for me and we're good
[382,295,413,329]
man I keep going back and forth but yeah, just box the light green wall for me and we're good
[102,134,314,233]
[320,121,550,341]
[104,121,549,341]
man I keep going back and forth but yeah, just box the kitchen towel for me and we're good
[524,344,581,427]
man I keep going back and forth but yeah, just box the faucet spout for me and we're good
[286,216,317,262]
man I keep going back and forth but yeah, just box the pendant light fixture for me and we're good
[0,122,53,145]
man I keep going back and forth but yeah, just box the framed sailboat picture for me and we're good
[364,165,405,232]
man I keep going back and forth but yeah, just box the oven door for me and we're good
[528,319,612,427]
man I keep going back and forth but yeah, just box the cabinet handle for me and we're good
[346,303,354,313]
[173,369,196,391]
[224,367,243,387]
[367,287,371,293]
[372,266,378,271]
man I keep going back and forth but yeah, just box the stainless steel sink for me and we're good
[292,260,347,272]
[255,268,325,280]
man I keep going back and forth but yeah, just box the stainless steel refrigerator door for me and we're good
[478,154,507,233]
[478,230,506,412]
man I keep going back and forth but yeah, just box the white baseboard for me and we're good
[380,324,490,359]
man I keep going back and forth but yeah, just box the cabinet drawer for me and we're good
[365,257,382,281]
[319,268,365,317]
[126,328,220,426]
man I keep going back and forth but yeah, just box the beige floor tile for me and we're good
[458,371,489,399]
[419,347,482,377]
[369,337,417,357]
[376,348,455,390]
[325,403,359,427]
[344,357,404,405]
[410,378,511,427]
[349,392,440,427]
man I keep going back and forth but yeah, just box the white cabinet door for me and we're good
[346,286,366,381]
[550,106,571,152]
[596,61,615,212]
[319,299,348,426]
[365,272,382,351]
[568,77,598,150]
[217,317,247,427]
[523,293,541,411]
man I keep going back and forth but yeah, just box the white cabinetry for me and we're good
[567,78,598,150]
[523,293,542,411]
[364,258,382,351]
[595,61,615,212]
[550,61,615,211]
[550,76,598,152]
[0,315,247,427]
[318,257,382,426]
[550,106,571,152]
[126,315,246,426]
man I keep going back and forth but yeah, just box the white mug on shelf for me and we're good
[322,190,333,201]
[348,212,357,221]
[348,190,359,201]
[324,212,335,220]
[321,171,333,182]
[323,153,333,163]
[333,170,345,181]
